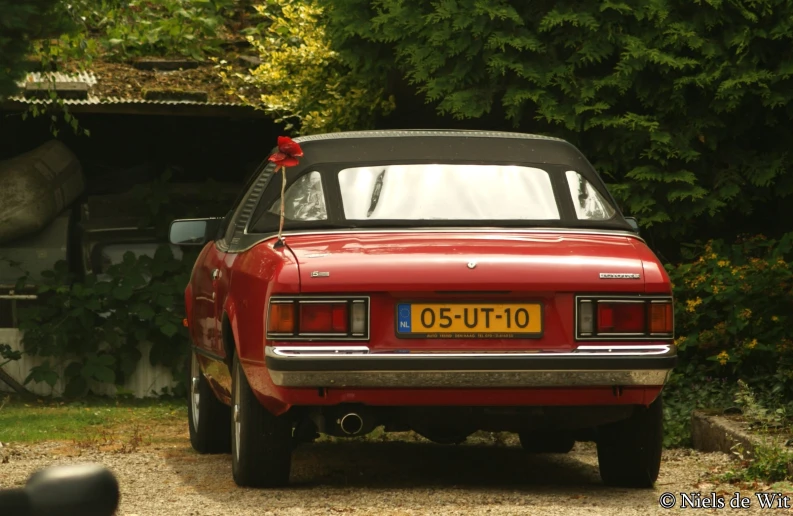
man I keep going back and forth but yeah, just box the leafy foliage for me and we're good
[219,0,395,133]
[6,172,234,397]
[660,233,793,447]
[0,0,76,98]
[17,0,253,71]
[733,379,788,430]
[94,0,237,60]
[15,247,192,397]
[663,366,737,448]
[668,233,793,397]
[319,0,793,240]
[0,343,22,368]
[719,382,793,483]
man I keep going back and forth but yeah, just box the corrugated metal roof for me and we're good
[19,71,99,86]
[6,95,248,107]
[8,71,252,110]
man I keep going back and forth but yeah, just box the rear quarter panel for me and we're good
[224,241,300,413]
[628,240,672,294]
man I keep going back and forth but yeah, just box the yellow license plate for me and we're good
[396,303,543,338]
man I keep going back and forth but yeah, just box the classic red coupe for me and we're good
[170,130,676,489]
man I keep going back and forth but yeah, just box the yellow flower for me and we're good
[772,316,780,322]
[689,274,707,288]
[712,285,721,294]
[738,308,752,320]
[717,350,730,365]
[746,339,758,350]
[710,253,718,259]
[674,336,687,346]
[686,298,703,312]
[717,260,729,267]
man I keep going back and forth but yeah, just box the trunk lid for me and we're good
[279,230,652,352]
[287,231,646,293]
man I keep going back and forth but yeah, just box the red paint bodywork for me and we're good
[187,230,672,415]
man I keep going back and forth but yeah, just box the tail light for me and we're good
[268,301,295,333]
[576,296,673,340]
[267,296,369,340]
[300,302,348,333]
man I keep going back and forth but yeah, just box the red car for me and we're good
[170,130,676,489]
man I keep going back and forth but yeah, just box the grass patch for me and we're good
[0,394,186,444]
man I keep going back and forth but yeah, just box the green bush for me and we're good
[95,0,235,60]
[663,367,736,447]
[16,248,192,397]
[318,0,793,243]
[219,0,395,133]
[668,233,793,396]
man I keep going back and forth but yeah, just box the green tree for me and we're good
[219,0,394,133]
[318,0,793,242]
[0,0,77,98]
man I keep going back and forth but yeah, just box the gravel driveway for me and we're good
[0,430,776,515]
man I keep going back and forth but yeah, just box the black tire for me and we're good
[188,351,231,453]
[596,395,663,488]
[231,354,292,487]
[518,431,575,453]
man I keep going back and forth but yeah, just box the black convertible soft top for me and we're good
[217,130,635,253]
[293,130,576,166]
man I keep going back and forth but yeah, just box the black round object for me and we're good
[25,463,119,516]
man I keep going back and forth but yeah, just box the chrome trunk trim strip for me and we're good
[267,344,674,358]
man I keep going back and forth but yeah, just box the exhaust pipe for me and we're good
[338,413,364,435]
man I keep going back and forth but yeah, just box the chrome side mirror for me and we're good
[168,218,222,246]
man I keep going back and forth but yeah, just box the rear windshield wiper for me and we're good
[366,168,386,218]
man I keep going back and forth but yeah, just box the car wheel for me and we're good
[231,353,292,487]
[518,431,575,453]
[188,351,231,453]
[596,395,663,488]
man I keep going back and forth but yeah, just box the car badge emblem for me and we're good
[599,273,641,279]
[311,271,330,278]
[467,261,477,269]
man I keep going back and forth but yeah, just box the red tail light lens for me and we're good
[265,296,369,340]
[299,303,349,333]
[576,296,674,339]
[597,302,645,333]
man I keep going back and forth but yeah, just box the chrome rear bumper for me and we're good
[265,345,676,389]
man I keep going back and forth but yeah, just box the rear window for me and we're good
[566,170,616,221]
[337,164,560,220]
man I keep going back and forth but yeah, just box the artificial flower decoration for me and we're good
[268,136,304,245]
[268,136,304,170]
